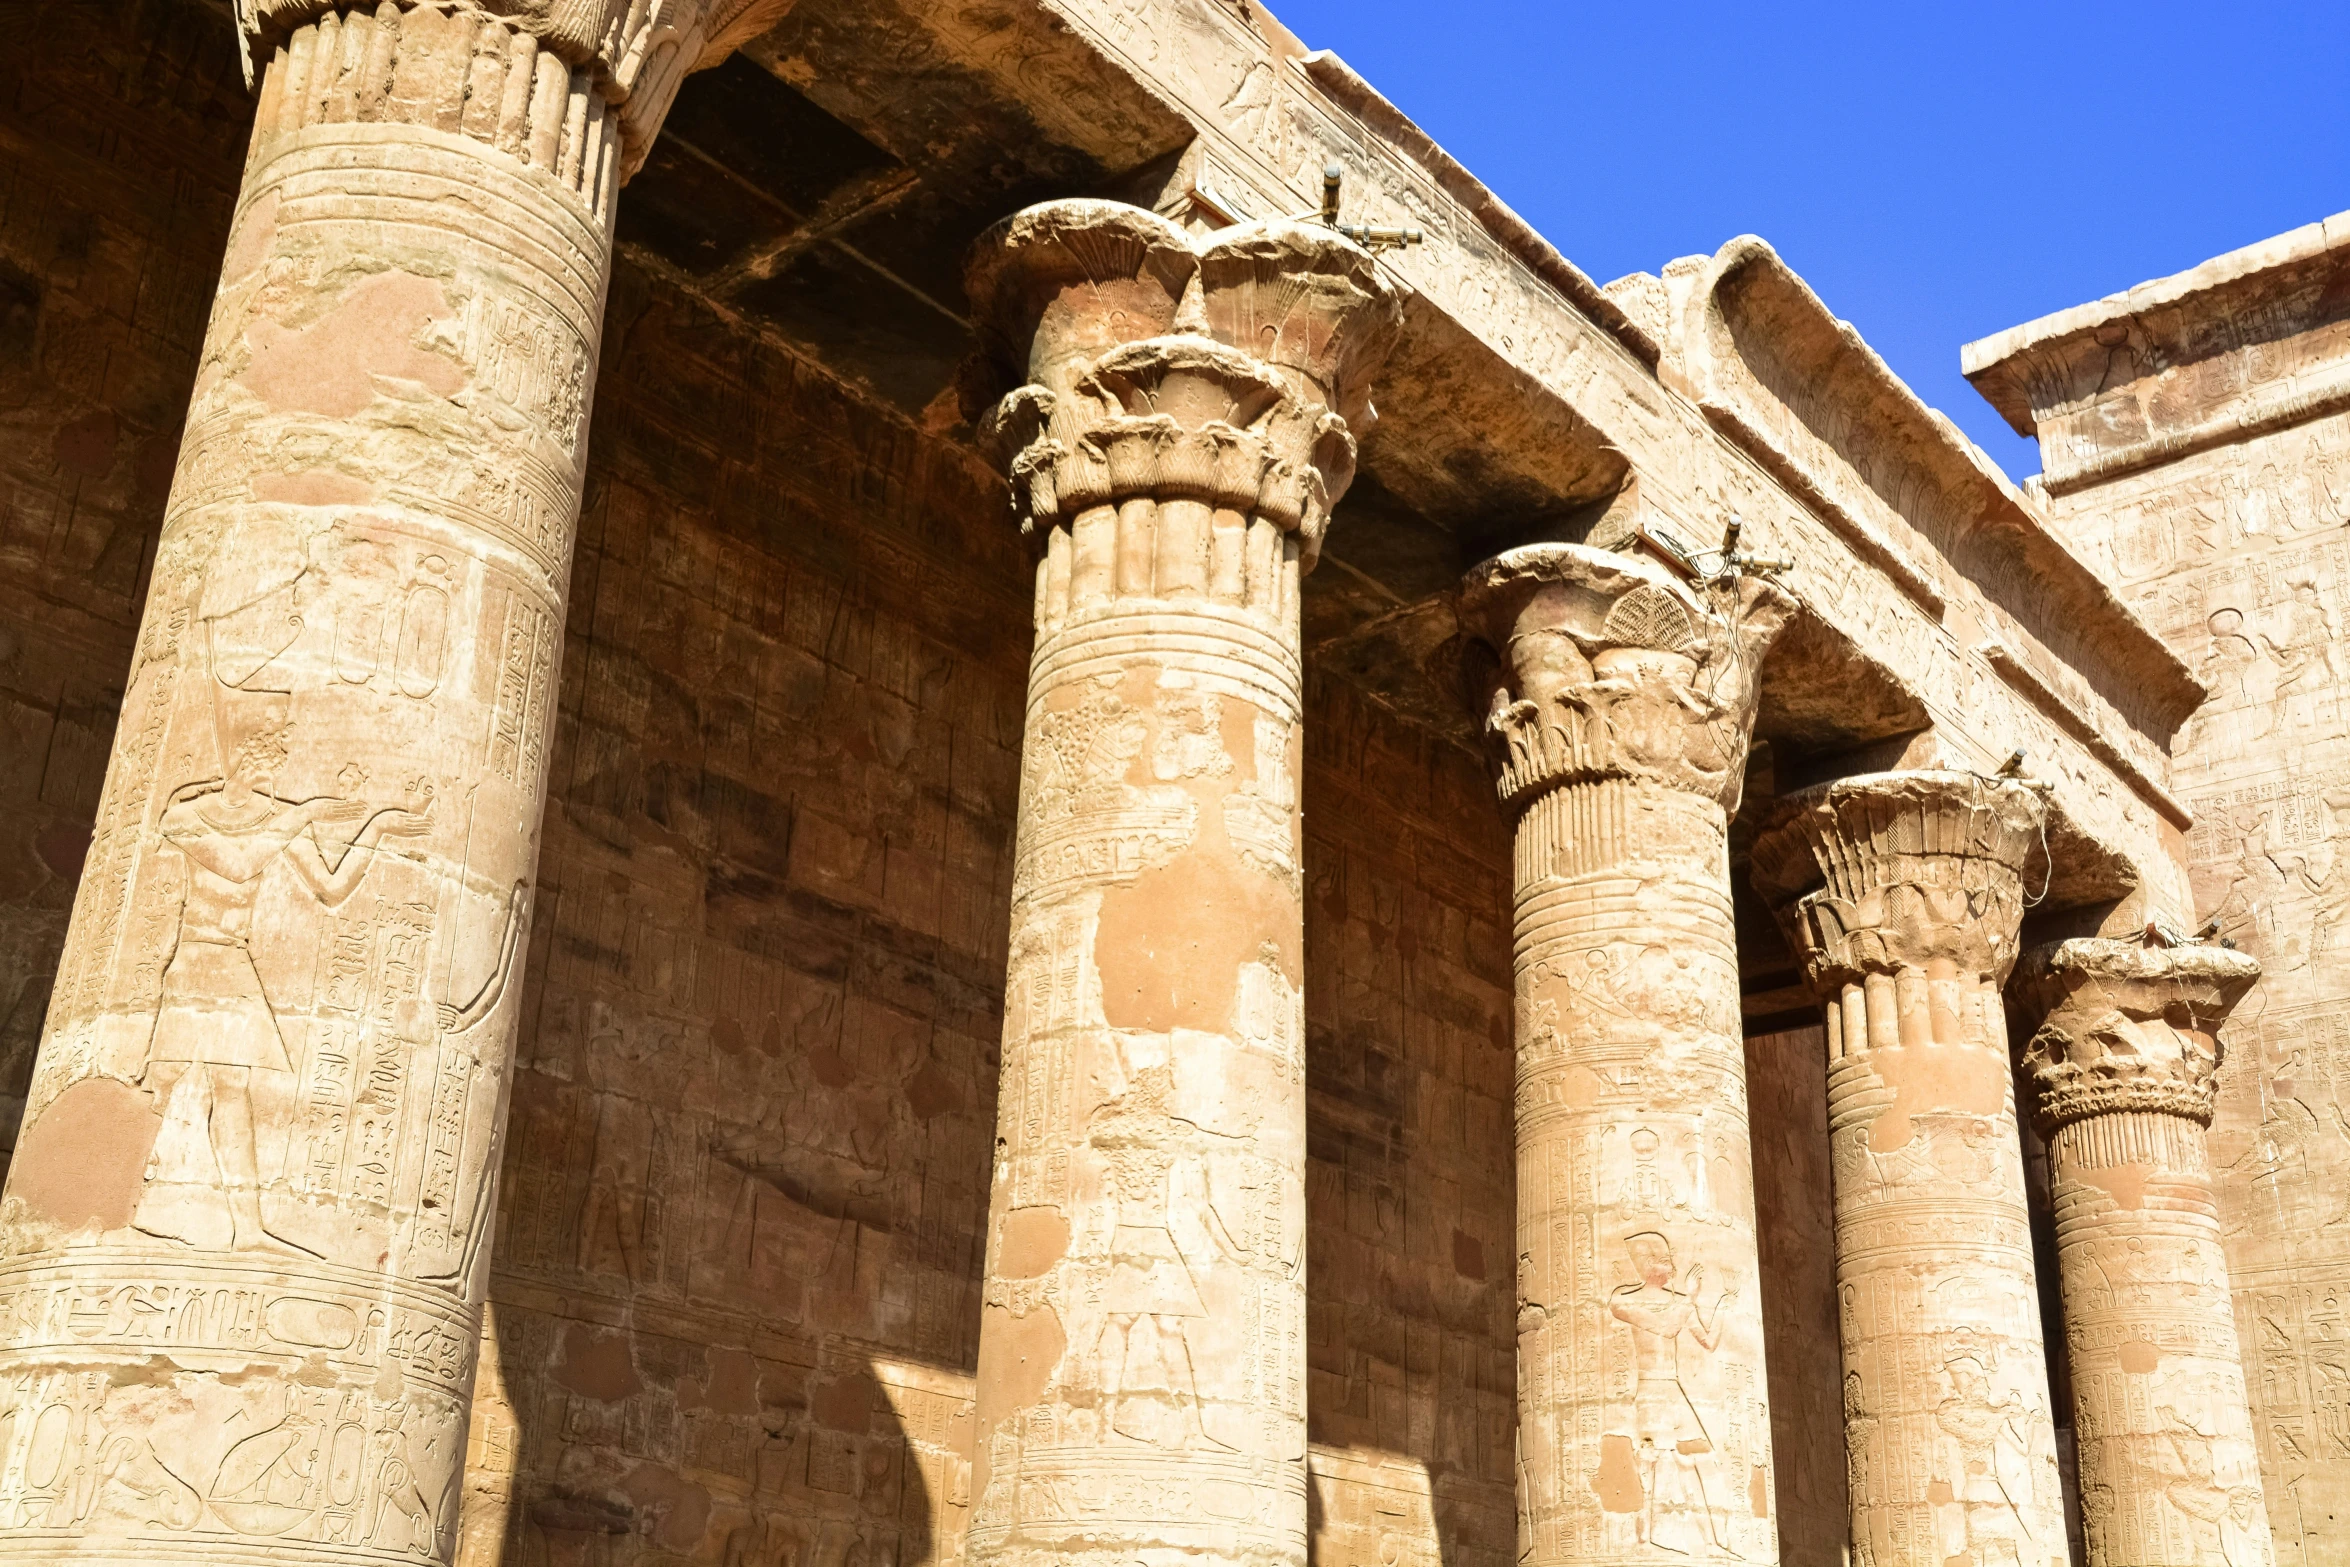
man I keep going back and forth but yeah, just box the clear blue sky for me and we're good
[1266,0,2350,479]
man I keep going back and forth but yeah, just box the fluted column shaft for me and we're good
[1753,772,2068,1567]
[962,201,1397,1567]
[2011,939,2273,1567]
[0,5,713,1560]
[1458,545,1792,1565]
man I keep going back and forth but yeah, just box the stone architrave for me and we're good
[0,3,724,1560]
[960,201,1398,1567]
[2009,937,2274,1567]
[1455,544,1793,1565]
[1750,773,2069,1567]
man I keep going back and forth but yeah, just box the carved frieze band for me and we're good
[2008,936,2260,1132]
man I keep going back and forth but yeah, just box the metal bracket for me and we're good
[1304,162,1426,255]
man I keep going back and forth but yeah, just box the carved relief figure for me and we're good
[2259,579,2340,730]
[2193,608,2276,750]
[1607,1231,1740,1555]
[138,692,431,1253]
[2143,1405,2269,1566]
[1929,1356,2039,1567]
[1089,1065,1237,1452]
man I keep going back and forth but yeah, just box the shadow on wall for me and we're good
[444,931,997,1565]
[447,853,999,1565]
[1298,674,1521,1567]
[463,1297,949,1567]
[1742,1023,1852,1567]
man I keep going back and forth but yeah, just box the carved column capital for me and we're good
[240,0,744,183]
[2008,936,2260,1132]
[1751,769,2047,988]
[1452,543,1792,813]
[965,199,1400,614]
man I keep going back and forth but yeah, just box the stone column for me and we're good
[1751,772,2070,1567]
[1454,545,1792,1565]
[0,3,715,1560]
[960,202,1398,1567]
[2009,937,2274,1567]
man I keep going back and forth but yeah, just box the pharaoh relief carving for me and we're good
[0,0,747,1559]
[1454,543,1790,1565]
[2011,935,2274,1567]
[961,198,1396,1567]
[1752,772,2068,1567]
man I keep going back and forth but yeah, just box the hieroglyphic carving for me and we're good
[1753,772,2068,1566]
[2011,935,2274,1567]
[0,0,744,1552]
[1454,544,1790,1564]
[2016,302,2350,1556]
[963,198,1396,1567]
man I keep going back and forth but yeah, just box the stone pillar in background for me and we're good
[0,3,714,1560]
[1751,773,2069,1567]
[2009,936,2273,1567]
[1454,544,1792,1565]
[958,201,1397,1567]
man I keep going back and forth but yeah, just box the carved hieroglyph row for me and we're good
[963,200,1397,1567]
[2011,937,2273,1567]
[1455,544,1790,1565]
[1753,773,2069,1567]
[0,0,735,1556]
[2050,411,2350,1564]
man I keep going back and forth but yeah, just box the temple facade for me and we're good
[0,2,2339,1565]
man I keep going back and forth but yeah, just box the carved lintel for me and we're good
[1751,769,2047,988]
[1452,543,1792,814]
[2008,935,2260,1132]
[964,199,1400,619]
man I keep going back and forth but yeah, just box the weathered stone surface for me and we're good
[2010,935,2271,1567]
[962,197,1398,1567]
[0,0,736,1556]
[1457,543,1791,1564]
[450,260,1027,1566]
[1753,772,2069,1567]
[5,2,2346,1564]
[986,0,2194,932]
[1968,213,2350,1567]
[0,0,256,1179]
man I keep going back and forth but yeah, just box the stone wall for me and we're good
[1298,673,1515,1567]
[456,258,1030,1565]
[0,0,253,1158]
[2052,405,2350,1565]
[1743,1024,1845,1567]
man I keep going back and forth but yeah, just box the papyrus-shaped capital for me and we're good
[2009,935,2260,1131]
[965,200,1400,585]
[240,0,745,177]
[1453,543,1792,813]
[1751,770,2047,986]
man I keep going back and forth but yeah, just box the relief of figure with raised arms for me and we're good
[136,689,432,1255]
[1607,1230,1742,1557]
